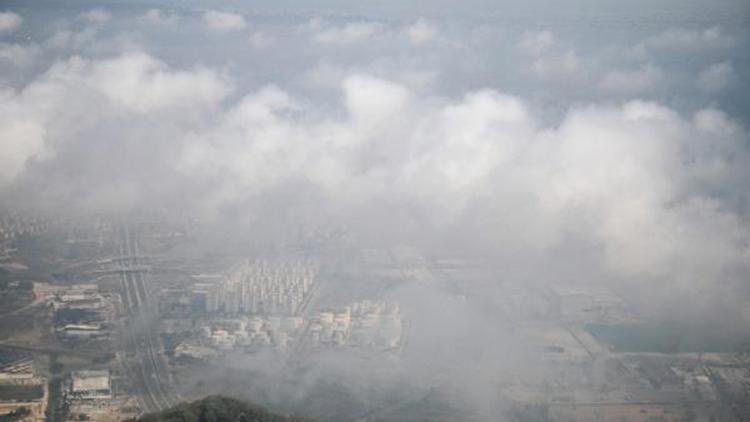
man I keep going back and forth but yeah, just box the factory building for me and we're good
[206,259,318,316]
[0,384,47,422]
[59,323,104,339]
[52,284,111,342]
[0,353,47,421]
[0,354,34,381]
[68,370,112,401]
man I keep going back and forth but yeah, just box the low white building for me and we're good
[60,324,103,339]
[69,370,111,400]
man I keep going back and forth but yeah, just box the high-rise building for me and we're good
[206,259,318,316]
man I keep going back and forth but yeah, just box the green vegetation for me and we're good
[161,331,192,357]
[0,268,35,315]
[137,396,316,422]
[0,268,10,290]
[586,322,750,353]
[46,353,68,422]
[0,406,31,421]
[0,315,35,340]
[0,385,44,401]
[53,308,98,325]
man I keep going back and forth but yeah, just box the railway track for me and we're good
[118,224,179,414]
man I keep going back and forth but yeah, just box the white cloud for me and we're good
[303,61,348,90]
[402,90,531,218]
[640,26,733,52]
[143,9,179,25]
[169,76,750,286]
[344,75,410,126]
[0,51,232,187]
[0,11,22,32]
[404,18,437,46]
[178,85,308,207]
[45,28,98,50]
[0,89,46,187]
[80,9,111,24]
[85,53,231,112]
[0,43,39,66]
[599,64,664,95]
[531,49,579,79]
[693,108,740,135]
[699,61,734,93]
[0,8,747,307]
[518,31,578,79]
[528,101,748,279]
[1,39,747,293]
[310,18,382,44]
[248,31,273,49]
[172,74,750,283]
[203,10,246,31]
[518,30,555,56]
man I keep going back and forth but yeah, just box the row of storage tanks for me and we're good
[309,300,402,348]
[202,316,304,350]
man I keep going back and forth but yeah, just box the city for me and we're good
[0,213,748,421]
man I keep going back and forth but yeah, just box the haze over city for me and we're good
[0,0,749,421]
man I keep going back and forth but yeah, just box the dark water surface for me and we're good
[586,322,750,353]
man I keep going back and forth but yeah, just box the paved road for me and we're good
[0,342,108,359]
[118,224,179,414]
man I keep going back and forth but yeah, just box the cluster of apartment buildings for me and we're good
[0,214,52,244]
[206,259,317,315]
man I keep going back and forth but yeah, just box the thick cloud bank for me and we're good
[1,1,749,318]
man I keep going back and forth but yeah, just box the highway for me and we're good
[117,224,179,414]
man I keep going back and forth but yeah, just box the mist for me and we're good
[0,0,749,421]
